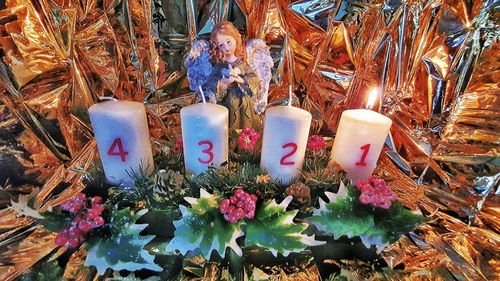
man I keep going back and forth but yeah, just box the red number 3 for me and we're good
[355,144,370,166]
[107,138,129,162]
[198,140,214,164]
[280,143,298,166]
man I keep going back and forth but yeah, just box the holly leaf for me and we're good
[37,211,72,232]
[307,184,375,240]
[10,188,43,219]
[11,189,71,232]
[307,183,424,253]
[165,189,244,259]
[245,196,324,257]
[84,208,162,275]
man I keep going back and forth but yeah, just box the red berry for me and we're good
[229,196,238,205]
[91,217,105,227]
[219,199,230,212]
[250,194,257,202]
[234,189,244,197]
[54,233,68,246]
[240,193,250,202]
[245,203,255,212]
[78,221,92,232]
[86,209,99,219]
[91,204,105,215]
[68,239,80,248]
[234,208,245,219]
[91,196,103,205]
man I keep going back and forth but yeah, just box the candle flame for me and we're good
[366,88,378,110]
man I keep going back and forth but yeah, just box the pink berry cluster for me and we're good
[307,135,326,151]
[219,189,257,223]
[356,176,397,209]
[55,194,105,248]
[237,127,261,150]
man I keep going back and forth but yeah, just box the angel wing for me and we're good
[246,39,274,114]
[184,40,216,103]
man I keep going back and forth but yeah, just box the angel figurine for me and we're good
[184,20,273,130]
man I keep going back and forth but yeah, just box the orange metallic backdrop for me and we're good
[0,0,498,280]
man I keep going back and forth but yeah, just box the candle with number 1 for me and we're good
[89,100,154,186]
[181,88,229,175]
[260,89,312,185]
[330,89,392,181]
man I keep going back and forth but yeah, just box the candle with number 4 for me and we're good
[330,89,392,181]
[180,90,228,175]
[89,100,154,186]
[260,93,312,185]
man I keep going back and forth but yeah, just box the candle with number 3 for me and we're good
[260,96,312,184]
[180,91,228,175]
[330,89,392,181]
[89,100,154,186]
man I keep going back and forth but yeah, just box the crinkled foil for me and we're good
[0,0,499,280]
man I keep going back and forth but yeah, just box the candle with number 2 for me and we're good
[180,88,229,175]
[89,100,154,186]
[260,89,312,185]
[330,89,392,181]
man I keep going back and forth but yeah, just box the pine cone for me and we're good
[285,183,311,205]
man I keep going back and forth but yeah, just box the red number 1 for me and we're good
[198,140,214,164]
[107,138,129,162]
[355,144,370,166]
[280,143,298,166]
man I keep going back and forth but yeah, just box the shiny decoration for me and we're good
[0,0,498,279]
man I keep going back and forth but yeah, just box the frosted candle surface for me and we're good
[260,106,312,185]
[181,103,228,176]
[330,109,392,181]
[89,100,154,186]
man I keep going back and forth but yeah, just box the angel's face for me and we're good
[215,34,237,57]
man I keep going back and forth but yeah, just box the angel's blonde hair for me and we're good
[210,21,246,63]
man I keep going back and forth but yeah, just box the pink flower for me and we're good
[175,135,183,150]
[238,127,261,150]
[307,135,325,151]
[355,176,397,209]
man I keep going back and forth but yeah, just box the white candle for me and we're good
[180,102,228,175]
[89,100,154,186]
[330,109,392,181]
[260,106,312,185]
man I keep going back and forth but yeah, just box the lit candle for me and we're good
[181,87,229,175]
[89,99,154,186]
[330,89,392,181]
[260,87,312,185]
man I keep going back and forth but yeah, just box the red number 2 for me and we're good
[355,144,370,166]
[280,143,298,166]
[198,140,214,164]
[107,138,129,162]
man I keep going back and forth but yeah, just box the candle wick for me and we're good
[98,96,117,101]
[288,85,292,107]
[198,86,206,104]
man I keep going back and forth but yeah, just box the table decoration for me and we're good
[0,0,498,280]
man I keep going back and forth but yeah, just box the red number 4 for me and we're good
[107,138,129,162]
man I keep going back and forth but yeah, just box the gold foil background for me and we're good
[0,0,498,280]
